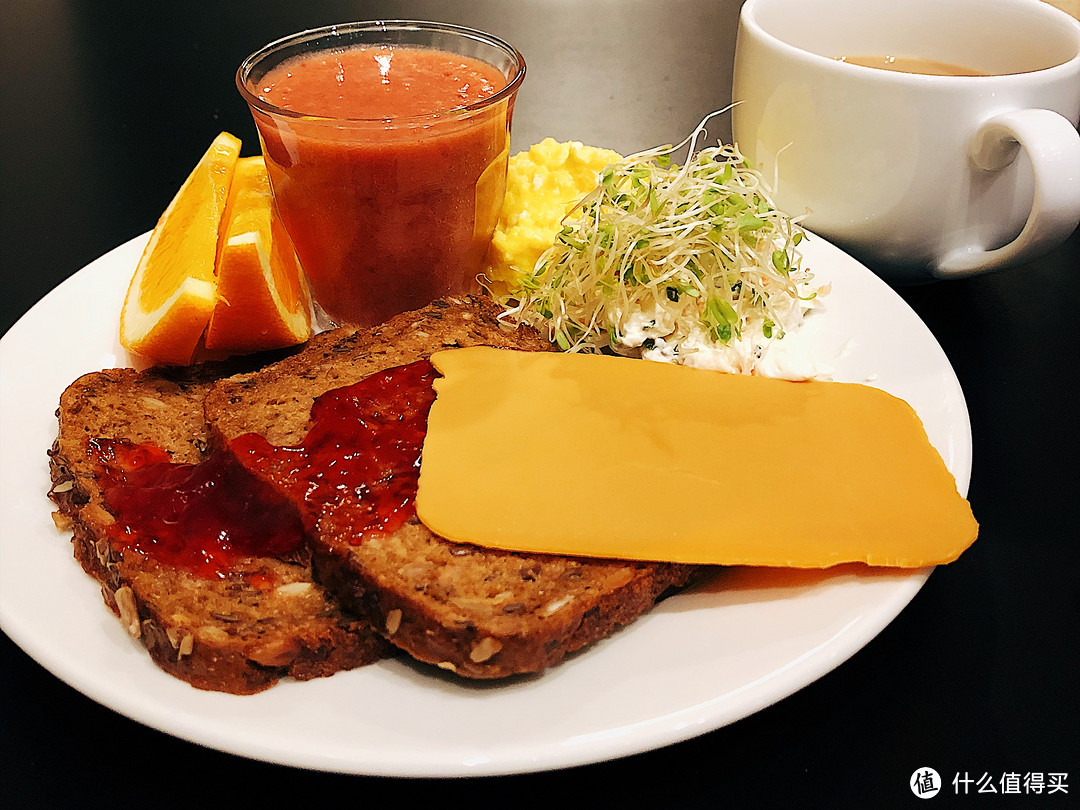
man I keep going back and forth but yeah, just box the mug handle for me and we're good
[937,109,1080,277]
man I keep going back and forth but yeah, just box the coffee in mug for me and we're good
[835,55,985,76]
[732,0,1080,281]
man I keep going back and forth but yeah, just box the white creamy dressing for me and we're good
[613,290,839,381]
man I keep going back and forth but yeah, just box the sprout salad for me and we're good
[498,114,830,378]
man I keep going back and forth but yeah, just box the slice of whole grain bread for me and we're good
[204,295,696,678]
[49,363,392,695]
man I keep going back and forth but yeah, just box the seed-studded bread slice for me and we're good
[204,295,696,678]
[48,363,392,695]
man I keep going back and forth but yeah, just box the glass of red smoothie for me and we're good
[237,21,525,328]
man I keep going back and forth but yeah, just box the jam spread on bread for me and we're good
[87,360,436,578]
[230,359,437,545]
[88,438,305,578]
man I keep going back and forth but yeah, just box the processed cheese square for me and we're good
[416,347,977,568]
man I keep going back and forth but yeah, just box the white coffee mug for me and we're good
[732,0,1080,282]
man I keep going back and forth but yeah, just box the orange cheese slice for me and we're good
[416,347,978,568]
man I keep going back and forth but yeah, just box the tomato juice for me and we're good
[239,25,525,327]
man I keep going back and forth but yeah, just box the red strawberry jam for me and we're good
[229,359,437,545]
[89,438,305,579]
[87,359,437,577]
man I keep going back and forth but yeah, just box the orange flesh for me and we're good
[119,132,240,364]
[138,141,236,311]
[204,155,310,353]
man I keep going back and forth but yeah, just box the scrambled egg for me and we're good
[485,138,622,293]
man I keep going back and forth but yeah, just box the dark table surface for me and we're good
[2,1,1077,806]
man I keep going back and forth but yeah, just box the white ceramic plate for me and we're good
[0,231,970,777]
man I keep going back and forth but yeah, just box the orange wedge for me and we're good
[204,156,312,353]
[119,132,241,365]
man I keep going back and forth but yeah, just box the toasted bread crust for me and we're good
[49,365,391,695]
[313,521,693,678]
[205,295,697,678]
[206,294,553,445]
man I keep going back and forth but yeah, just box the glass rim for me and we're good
[236,19,527,124]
